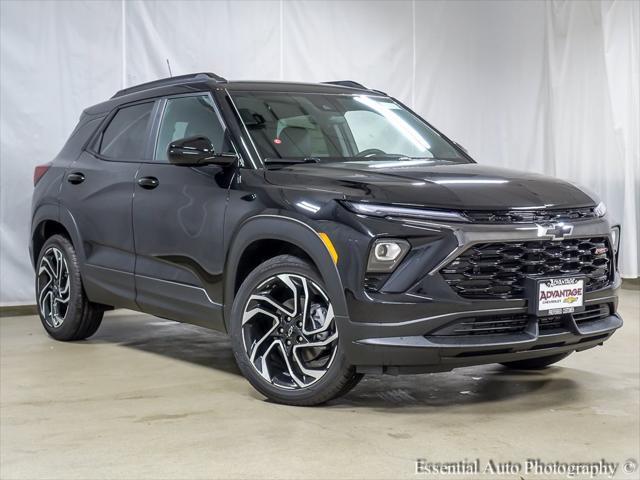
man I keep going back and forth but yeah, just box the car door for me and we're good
[132,92,235,329]
[59,100,157,309]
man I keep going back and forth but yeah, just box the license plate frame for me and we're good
[526,276,586,316]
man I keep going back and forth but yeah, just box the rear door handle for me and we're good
[137,176,159,190]
[67,172,85,184]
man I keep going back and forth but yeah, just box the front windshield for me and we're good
[230,91,468,163]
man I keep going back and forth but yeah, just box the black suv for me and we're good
[31,73,622,405]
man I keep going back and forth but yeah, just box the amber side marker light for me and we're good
[33,163,51,186]
[318,232,338,265]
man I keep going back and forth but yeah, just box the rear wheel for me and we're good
[501,352,571,370]
[36,235,103,341]
[230,255,361,406]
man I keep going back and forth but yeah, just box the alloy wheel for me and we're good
[37,246,70,328]
[241,273,339,390]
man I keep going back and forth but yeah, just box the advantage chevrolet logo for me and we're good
[536,222,574,240]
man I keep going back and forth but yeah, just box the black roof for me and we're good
[111,72,226,98]
[85,73,382,116]
[113,72,378,96]
[223,80,376,94]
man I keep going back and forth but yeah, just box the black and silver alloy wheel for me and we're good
[231,255,361,405]
[37,246,71,328]
[35,235,104,341]
[241,273,339,390]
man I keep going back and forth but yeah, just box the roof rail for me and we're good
[111,72,227,99]
[322,80,367,90]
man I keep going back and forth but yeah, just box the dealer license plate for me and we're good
[534,277,585,316]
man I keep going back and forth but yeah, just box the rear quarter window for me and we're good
[99,102,154,160]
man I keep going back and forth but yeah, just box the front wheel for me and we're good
[230,255,361,406]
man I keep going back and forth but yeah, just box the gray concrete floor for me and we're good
[1,288,639,480]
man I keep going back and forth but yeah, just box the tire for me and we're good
[501,352,571,370]
[230,255,361,406]
[35,234,104,341]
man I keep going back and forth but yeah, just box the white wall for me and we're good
[1,0,638,305]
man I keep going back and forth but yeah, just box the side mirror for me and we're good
[167,136,237,166]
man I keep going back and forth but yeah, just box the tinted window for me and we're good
[100,102,154,159]
[155,95,232,161]
[231,91,466,163]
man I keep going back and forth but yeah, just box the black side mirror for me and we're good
[167,136,237,166]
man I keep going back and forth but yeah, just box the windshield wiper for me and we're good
[263,157,321,165]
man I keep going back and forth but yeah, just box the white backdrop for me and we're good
[1,0,638,305]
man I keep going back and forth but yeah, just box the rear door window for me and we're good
[99,102,154,160]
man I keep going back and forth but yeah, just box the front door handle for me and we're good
[67,172,85,184]
[137,176,159,190]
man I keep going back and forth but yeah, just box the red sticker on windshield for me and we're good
[273,138,282,144]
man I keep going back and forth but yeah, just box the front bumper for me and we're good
[341,292,622,374]
[331,214,623,373]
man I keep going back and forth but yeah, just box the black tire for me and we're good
[230,255,361,406]
[35,235,103,341]
[501,352,571,370]
[329,371,364,401]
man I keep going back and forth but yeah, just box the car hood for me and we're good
[263,160,597,210]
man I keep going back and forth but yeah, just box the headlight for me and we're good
[594,201,607,217]
[611,225,620,254]
[342,201,469,223]
[367,239,410,272]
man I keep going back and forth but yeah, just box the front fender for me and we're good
[223,214,348,331]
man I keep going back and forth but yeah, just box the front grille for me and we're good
[440,237,611,299]
[430,304,611,337]
[463,207,597,223]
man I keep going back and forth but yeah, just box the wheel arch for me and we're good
[31,205,85,268]
[223,215,348,332]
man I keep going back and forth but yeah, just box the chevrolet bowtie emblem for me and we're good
[537,222,574,240]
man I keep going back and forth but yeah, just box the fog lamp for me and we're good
[367,239,410,272]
